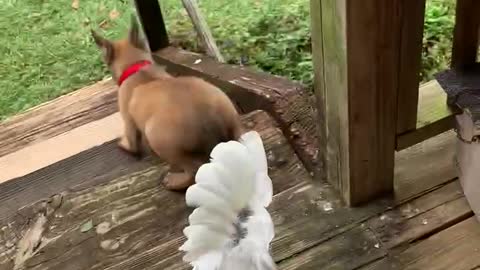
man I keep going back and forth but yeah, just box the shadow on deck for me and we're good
[0,48,478,270]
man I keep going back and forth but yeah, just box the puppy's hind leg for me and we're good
[163,155,205,191]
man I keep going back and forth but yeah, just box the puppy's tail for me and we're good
[194,113,243,158]
[179,131,276,269]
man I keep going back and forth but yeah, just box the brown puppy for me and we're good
[91,17,243,190]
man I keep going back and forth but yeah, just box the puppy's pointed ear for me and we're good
[128,15,147,50]
[91,30,114,65]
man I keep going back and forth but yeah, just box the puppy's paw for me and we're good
[162,172,194,191]
[118,137,142,159]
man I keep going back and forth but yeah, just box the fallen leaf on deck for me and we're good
[80,220,93,233]
[14,214,47,270]
[71,0,79,10]
[109,9,120,20]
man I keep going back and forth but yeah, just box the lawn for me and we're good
[0,0,456,121]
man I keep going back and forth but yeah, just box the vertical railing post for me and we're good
[134,0,170,52]
[451,0,480,69]
[396,0,426,135]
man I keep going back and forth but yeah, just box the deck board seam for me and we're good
[277,174,462,267]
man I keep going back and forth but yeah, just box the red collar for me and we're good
[118,60,152,86]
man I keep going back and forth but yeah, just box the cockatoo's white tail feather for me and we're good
[239,131,268,172]
[240,131,273,207]
[180,131,276,270]
[188,207,235,229]
[185,184,230,210]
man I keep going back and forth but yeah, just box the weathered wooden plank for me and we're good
[154,47,322,182]
[396,0,426,134]
[0,110,308,270]
[279,226,387,270]
[395,130,456,201]
[311,0,404,205]
[0,79,117,158]
[396,80,456,150]
[134,0,169,52]
[366,181,471,250]
[0,139,152,225]
[451,0,480,69]
[279,180,472,269]
[0,113,123,183]
[362,217,480,270]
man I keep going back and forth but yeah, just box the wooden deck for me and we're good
[0,53,479,270]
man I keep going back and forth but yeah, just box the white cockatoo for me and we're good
[179,131,277,270]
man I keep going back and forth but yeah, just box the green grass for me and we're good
[0,0,456,121]
[422,0,456,80]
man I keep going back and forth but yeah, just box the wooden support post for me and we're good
[396,0,426,134]
[134,0,169,52]
[451,0,480,69]
[181,0,225,62]
[311,0,402,206]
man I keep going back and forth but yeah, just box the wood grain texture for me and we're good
[0,113,123,183]
[396,80,455,150]
[310,0,349,202]
[395,130,456,202]
[181,0,224,62]
[279,180,472,270]
[366,181,472,251]
[396,0,426,134]
[451,0,480,69]
[0,79,117,158]
[311,0,404,205]
[362,217,480,270]
[0,111,308,270]
[279,226,387,270]
[309,0,327,182]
